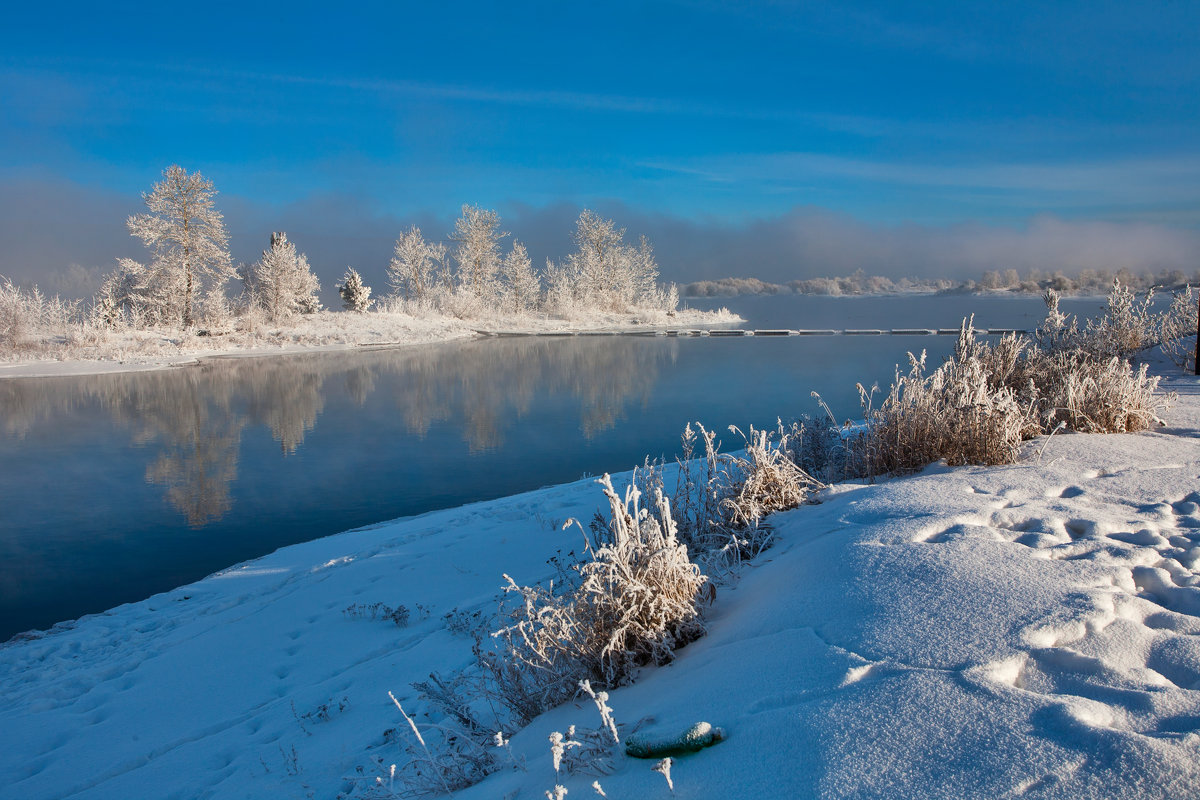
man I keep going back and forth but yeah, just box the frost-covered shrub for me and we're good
[670,421,821,568]
[1082,279,1159,359]
[197,290,236,332]
[780,412,849,484]
[1024,289,1172,432]
[672,423,727,552]
[490,473,708,720]
[1026,349,1168,433]
[1158,285,1197,371]
[1040,281,1167,362]
[852,356,1030,476]
[0,277,83,356]
[435,285,492,320]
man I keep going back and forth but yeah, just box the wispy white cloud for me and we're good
[640,151,1200,211]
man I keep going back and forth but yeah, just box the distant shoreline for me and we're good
[682,273,1197,299]
[0,306,743,380]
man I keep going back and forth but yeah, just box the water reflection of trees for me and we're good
[0,336,667,525]
[377,337,669,449]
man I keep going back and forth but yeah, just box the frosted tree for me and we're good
[500,241,541,314]
[242,232,322,321]
[626,235,661,305]
[550,210,666,312]
[124,165,236,328]
[387,226,446,301]
[338,267,373,312]
[94,258,152,327]
[568,210,626,304]
[543,257,576,314]
[451,205,507,299]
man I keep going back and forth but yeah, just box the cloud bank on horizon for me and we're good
[1,1,1197,293]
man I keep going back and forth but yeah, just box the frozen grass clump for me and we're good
[1029,350,1167,434]
[851,300,1175,478]
[717,424,823,559]
[851,350,1031,477]
[780,412,849,484]
[670,422,823,568]
[1027,288,1171,433]
[490,472,708,719]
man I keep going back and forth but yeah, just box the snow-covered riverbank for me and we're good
[0,306,742,380]
[2,371,1198,799]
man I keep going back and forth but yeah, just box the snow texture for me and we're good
[2,374,1198,799]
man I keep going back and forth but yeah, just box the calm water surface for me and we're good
[0,294,1114,638]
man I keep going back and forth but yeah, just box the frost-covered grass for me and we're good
[844,285,1177,478]
[491,475,709,716]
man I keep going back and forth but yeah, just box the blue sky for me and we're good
[2,1,1198,287]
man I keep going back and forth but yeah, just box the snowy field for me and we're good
[2,370,1199,799]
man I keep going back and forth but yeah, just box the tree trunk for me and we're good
[183,270,193,329]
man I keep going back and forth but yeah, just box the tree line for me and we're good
[94,165,677,330]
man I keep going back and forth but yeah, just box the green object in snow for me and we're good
[625,721,726,758]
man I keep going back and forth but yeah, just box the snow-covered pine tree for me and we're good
[450,205,507,302]
[124,165,236,328]
[338,267,373,312]
[243,232,322,321]
[387,226,446,302]
[500,241,540,314]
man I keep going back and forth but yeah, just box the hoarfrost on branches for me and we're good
[451,204,508,300]
[121,165,236,328]
[387,226,447,302]
[547,211,672,314]
[500,242,541,314]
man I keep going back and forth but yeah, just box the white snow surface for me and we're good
[2,375,1199,799]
